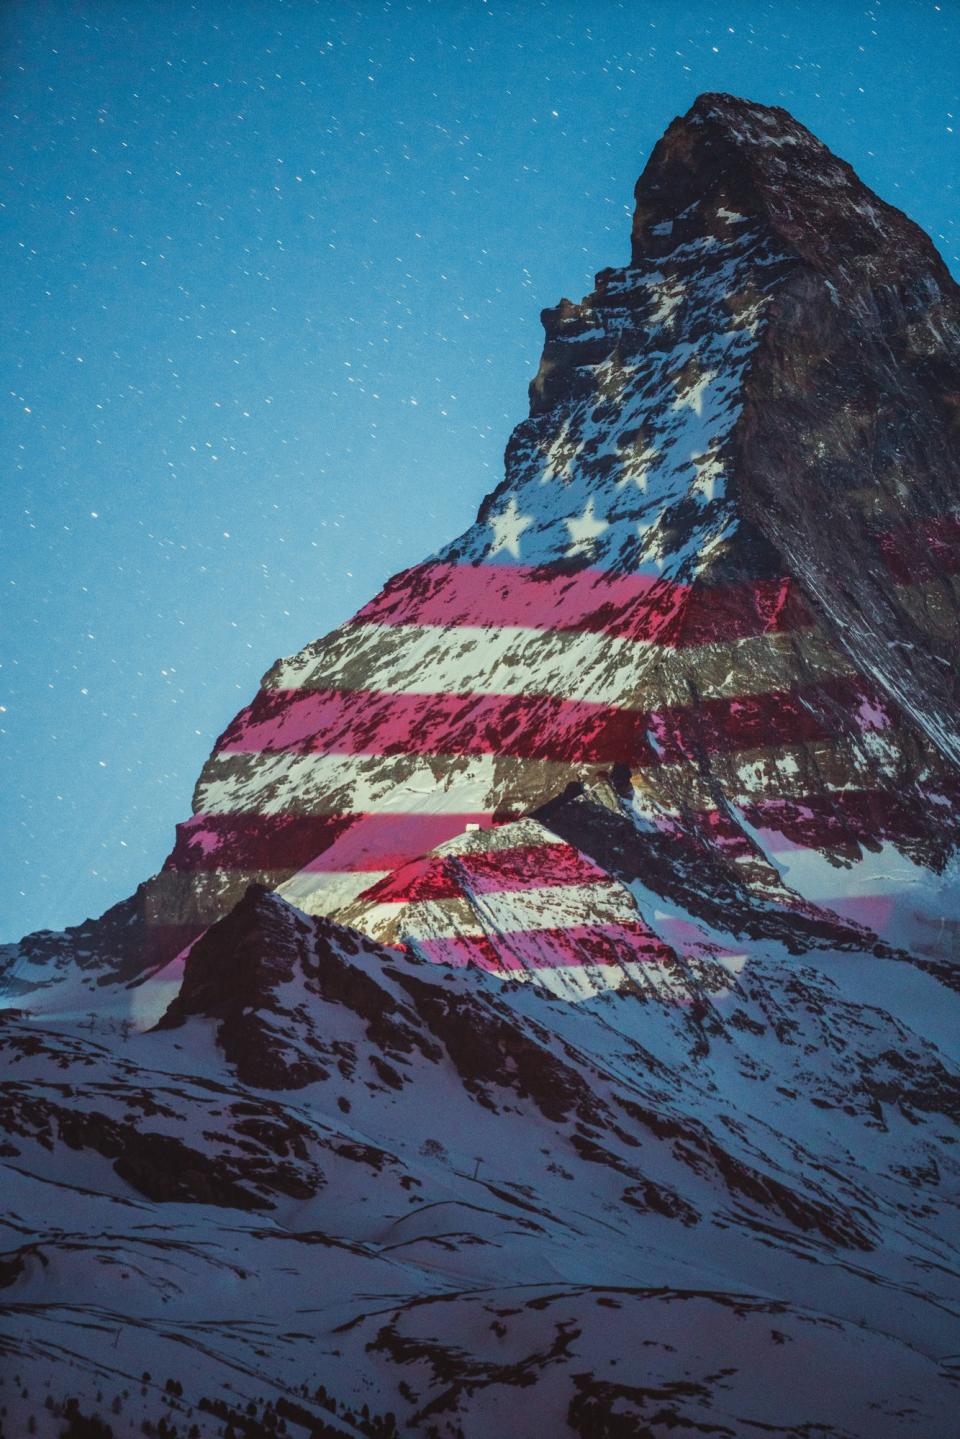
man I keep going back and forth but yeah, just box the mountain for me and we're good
[2,93,959,1438]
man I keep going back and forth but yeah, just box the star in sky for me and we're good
[564,498,609,556]
[488,495,534,558]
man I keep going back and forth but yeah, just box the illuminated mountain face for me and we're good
[2,95,960,1438]
[131,92,960,985]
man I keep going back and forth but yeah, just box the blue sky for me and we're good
[2,0,958,939]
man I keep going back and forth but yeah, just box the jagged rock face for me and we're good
[123,91,960,976]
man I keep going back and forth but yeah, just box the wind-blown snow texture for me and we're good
[2,94,959,1438]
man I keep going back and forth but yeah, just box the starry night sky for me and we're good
[3,0,958,940]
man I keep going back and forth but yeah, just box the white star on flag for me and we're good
[691,452,724,501]
[637,518,668,571]
[564,498,609,556]
[617,443,659,492]
[488,496,534,559]
[672,367,716,417]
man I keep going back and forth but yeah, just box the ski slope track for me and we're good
[2,94,960,1437]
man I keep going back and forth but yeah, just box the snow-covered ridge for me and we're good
[447,217,787,581]
[2,876,958,1435]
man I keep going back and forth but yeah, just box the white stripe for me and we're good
[268,621,849,710]
[439,815,568,855]
[194,751,603,817]
[195,725,892,821]
[277,869,389,916]
[387,880,640,942]
[273,622,649,705]
[475,879,639,933]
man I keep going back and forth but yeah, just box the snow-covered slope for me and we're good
[2,93,960,1436]
[2,887,958,1435]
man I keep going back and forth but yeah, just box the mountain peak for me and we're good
[4,95,960,1439]
[687,90,821,138]
[6,96,960,997]
[631,92,949,287]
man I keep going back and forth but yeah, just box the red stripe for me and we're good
[817,894,895,931]
[351,562,809,644]
[218,676,892,771]
[298,812,509,873]
[679,577,807,646]
[357,841,610,904]
[165,811,508,875]
[164,812,356,873]
[217,688,655,765]
[648,675,894,765]
[740,789,952,850]
[413,921,671,972]
[880,513,960,585]
[637,783,954,865]
[160,781,946,895]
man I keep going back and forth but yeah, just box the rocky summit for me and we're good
[2,94,959,1438]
